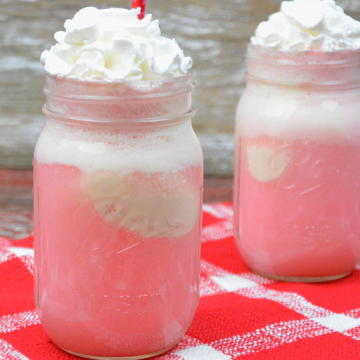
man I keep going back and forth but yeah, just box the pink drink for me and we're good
[235,135,360,280]
[234,46,360,281]
[34,161,201,357]
[34,73,203,358]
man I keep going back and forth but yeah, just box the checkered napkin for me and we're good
[1,202,360,360]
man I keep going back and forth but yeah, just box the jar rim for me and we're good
[245,72,360,90]
[43,104,195,127]
[43,71,195,124]
[45,70,193,84]
[246,44,360,88]
[43,82,195,101]
[247,43,360,67]
[44,71,194,99]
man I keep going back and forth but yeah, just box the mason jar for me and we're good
[33,73,203,359]
[234,45,360,282]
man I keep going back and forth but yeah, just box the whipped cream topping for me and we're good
[251,0,360,51]
[41,7,192,81]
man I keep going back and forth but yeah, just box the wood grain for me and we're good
[1,0,360,176]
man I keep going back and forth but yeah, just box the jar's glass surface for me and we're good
[234,45,360,282]
[33,73,203,359]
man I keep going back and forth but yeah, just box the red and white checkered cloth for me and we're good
[1,202,360,359]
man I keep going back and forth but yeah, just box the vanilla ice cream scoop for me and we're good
[251,0,360,51]
[41,7,192,82]
[246,147,288,182]
[87,171,199,238]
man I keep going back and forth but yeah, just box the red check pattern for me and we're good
[1,202,360,359]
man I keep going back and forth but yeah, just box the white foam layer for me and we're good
[251,0,360,51]
[40,7,192,82]
[236,85,360,140]
[34,122,202,175]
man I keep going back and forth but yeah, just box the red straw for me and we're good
[131,0,146,20]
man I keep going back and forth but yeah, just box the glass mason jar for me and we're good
[33,73,203,359]
[234,45,360,282]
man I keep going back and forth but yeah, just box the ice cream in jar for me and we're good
[234,0,360,282]
[34,6,202,359]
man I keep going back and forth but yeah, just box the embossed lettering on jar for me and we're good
[234,45,360,282]
[33,73,203,359]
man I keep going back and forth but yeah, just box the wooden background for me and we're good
[1,0,360,177]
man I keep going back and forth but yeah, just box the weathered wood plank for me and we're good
[1,0,359,176]
[0,170,33,239]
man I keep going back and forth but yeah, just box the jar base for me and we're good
[62,346,174,360]
[252,270,351,283]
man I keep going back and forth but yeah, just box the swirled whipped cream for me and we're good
[41,7,192,81]
[251,0,360,51]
